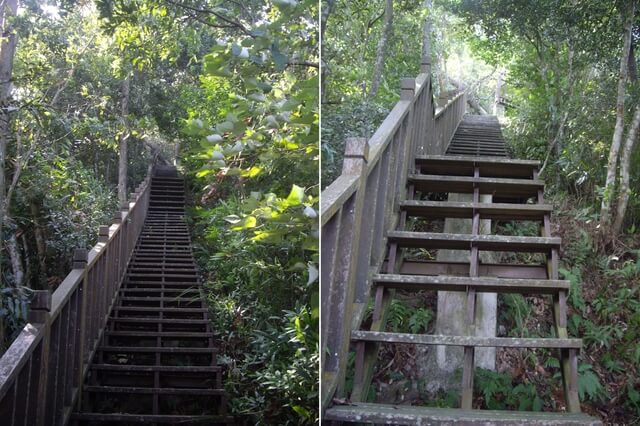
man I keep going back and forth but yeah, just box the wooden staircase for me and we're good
[324,116,599,424]
[72,167,233,424]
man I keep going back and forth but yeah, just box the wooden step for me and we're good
[394,260,548,279]
[127,268,197,274]
[83,386,224,396]
[373,274,568,294]
[112,306,206,313]
[123,281,201,288]
[388,231,560,252]
[71,413,233,424]
[105,331,211,338]
[351,330,582,349]
[415,155,537,178]
[408,174,543,198]
[325,403,600,425]
[97,346,217,354]
[447,149,508,157]
[91,364,220,373]
[400,200,552,220]
[108,318,208,325]
[119,288,200,295]
[116,299,200,306]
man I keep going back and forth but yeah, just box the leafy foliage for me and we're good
[474,368,544,411]
[175,1,319,423]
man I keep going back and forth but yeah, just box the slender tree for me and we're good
[0,0,19,350]
[118,75,130,204]
[369,0,393,98]
[600,0,635,226]
[613,105,640,234]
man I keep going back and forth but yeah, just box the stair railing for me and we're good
[0,157,158,426]
[320,59,466,409]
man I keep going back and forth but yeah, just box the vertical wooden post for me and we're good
[29,290,51,426]
[73,248,88,359]
[28,291,51,324]
[98,226,109,244]
[421,57,431,74]
[534,169,581,412]
[461,167,481,409]
[400,78,415,101]
[322,137,369,410]
[401,78,417,173]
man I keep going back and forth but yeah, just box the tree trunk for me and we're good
[493,70,504,116]
[118,76,131,204]
[422,0,433,65]
[612,104,640,235]
[436,14,449,94]
[600,0,635,226]
[0,0,18,267]
[30,199,48,289]
[6,218,24,287]
[369,0,393,98]
[320,0,335,103]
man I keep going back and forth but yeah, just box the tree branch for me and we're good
[163,0,252,36]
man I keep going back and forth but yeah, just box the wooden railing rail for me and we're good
[320,59,466,410]
[0,158,157,426]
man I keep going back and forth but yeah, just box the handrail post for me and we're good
[420,56,431,74]
[98,226,110,243]
[73,249,89,418]
[29,290,51,426]
[401,78,415,101]
[73,249,88,370]
[401,78,417,174]
[28,290,51,324]
[322,137,369,411]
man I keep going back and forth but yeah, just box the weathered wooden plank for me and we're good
[83,386,224,395]
[97,346,218,354]
[319,174,360,226]
[395,260,549,279]
[351,330,582,349]
[324,403,602,425]
[0,324,45,402]
[417,154,538,166]
[388,231,560,252]
[372,274,569,294]
[71,413,233,423]
[400,200,552,220]
[408,174,543,197]
[90,364,221,373]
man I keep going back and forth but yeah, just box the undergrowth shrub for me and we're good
[189,196,318,425]
[321,100,390,186]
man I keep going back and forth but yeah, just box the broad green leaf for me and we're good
[286,185,305,206]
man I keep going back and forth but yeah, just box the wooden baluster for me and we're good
[352,122,418,402]
[534,169,580,412]
[28,290,52,426]
[461,166,480,409]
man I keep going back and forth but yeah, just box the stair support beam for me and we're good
[534,169,581,413]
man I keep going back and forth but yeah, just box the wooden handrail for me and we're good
[0,157,157,426]
[320,59,466,411]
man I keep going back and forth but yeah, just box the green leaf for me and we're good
[286,185,305,206]
[307,263,318,285]
[231,216,257,230]
[291,404,311,419]
[271,44,288,70]
[223,215,241,224]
